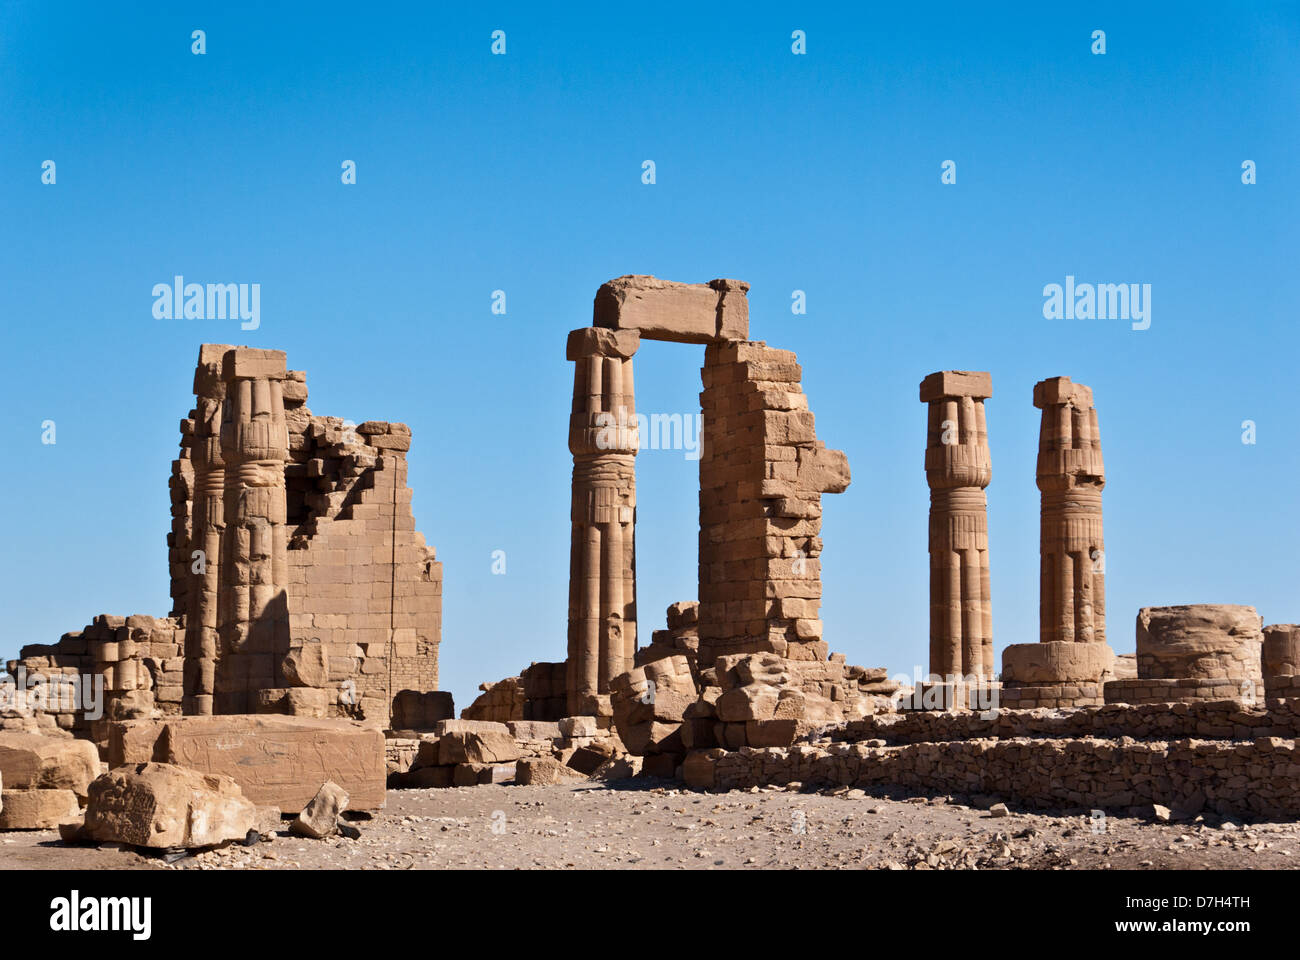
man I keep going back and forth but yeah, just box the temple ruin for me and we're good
[8,345,447,753]
[3,272,1300,844]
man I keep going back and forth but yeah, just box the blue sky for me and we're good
[1,2,1296,711]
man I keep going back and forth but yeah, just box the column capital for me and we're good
[566,326,640,360]
[920,370,992,403]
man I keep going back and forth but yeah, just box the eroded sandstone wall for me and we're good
[8,345,444,742]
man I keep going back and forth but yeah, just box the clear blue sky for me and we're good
[1,3,1296,711]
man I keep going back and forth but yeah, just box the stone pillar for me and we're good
[920,371,993,683]
[1000,377,1114,710]
[1035,377,1106,644]
[183,345,231,715]
[215,348,291,714]
[566,327,640,715]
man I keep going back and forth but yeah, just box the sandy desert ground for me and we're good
[2,780,1297,871]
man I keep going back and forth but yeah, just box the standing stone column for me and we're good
[920,371,993,682]
[1000,377,1113,709]
[215,348,291,714]
[566,327,640,715]
[1035,377,1106,644]
[183,344,231,715]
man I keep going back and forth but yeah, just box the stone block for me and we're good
[0,789,80,830]
[109,715,385,811]
[0,733,101,800]
[83,762,254,848]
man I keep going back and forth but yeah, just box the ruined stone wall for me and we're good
[282,414,442,722]
[7,616,184,749]
[837,697,1300,745]
[461,662,568,723]
[697,341,850,669]
[684,734,1300,819]
[8,345,443,739]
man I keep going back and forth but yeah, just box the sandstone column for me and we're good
[215,348,291,714]
[183,345,232,715]
[1035,377,1106,644]
[1000,377,1114,709]
[566,327,640,714]
[920,371,993,682]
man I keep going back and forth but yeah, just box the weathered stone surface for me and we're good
[592,275,749,344]
[566,741,621,775]
[506,721,561,740]
[1264,624,1300,677]
[516,757,586,786]
[0,789,80,830]
[290,781,348,839]
[566,326,640,361]
[252,805,283,835]
[589,756,642,780]
[437,730,522,766]
[0,733,101,799]
[108,715,385,812]
[432,719,509,737]
[1136,605,1264,681]
[1002,642,1114,685]
[282,643,329,688]
[921,371,993,681]
[83,763,254,848]
[558,716,600,738]
[1033,376,1107,646]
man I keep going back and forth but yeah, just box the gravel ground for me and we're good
[3,780,1298,870]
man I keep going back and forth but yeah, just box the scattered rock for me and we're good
[291,781,349,839]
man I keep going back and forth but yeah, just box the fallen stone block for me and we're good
[438,731,522,766]
[252,805,283,835]
[683,750,723,790]
[558,716,600,738]
[106,715,385,812]
[452,762,499,787]
[589,757,642,781]
[58,818,88,844]
[566,741,622,776]
[516,757,586,786]
[291,781,348,839]
[0,789,80,830]
[0,733,101,799]
[83,763,255,848]
[507,721,562,740]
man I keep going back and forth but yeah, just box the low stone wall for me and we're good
[681,733,1300,816]
[999,682,1102,710]
[1104,677,1255,705]
[834,697,1300,745]
[1267,675,1300,698]
[685,736,1300,819]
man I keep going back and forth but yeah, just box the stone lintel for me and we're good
[592,274,749,344]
